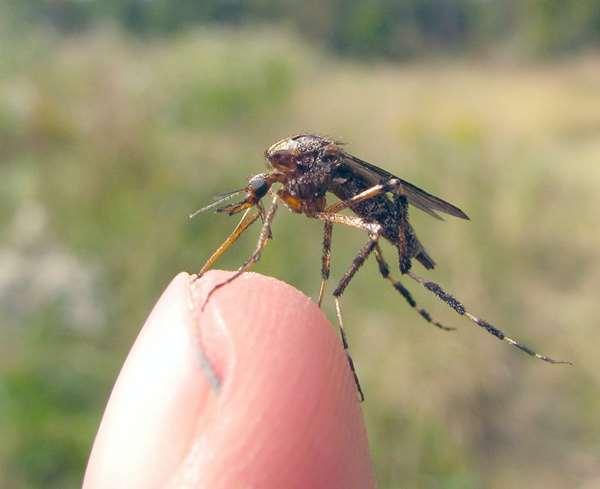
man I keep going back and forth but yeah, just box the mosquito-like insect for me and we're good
[194,134,571,400]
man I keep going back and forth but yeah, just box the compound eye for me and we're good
[268,149,297,171]
[248,174,270,199]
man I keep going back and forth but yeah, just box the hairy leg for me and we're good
[317,221,333,307]
[374,244,454,331]
[407,271,572,364]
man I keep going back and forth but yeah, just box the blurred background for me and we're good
[1,1,600,488]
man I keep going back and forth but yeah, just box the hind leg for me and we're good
[407,270,571,364]
[374,244,454,331]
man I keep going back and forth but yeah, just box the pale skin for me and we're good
[83,270,375,489]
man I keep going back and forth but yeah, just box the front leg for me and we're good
[202,194,279,310]
[198,208,261,276]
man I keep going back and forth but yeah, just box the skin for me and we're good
[83,270,375,489]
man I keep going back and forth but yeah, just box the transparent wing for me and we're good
[341,153,469,220]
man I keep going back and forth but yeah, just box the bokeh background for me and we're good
[2,1,600,488]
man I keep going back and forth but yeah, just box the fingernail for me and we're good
[188,273,237,397]
[188,276,222,393]
[84,272,216,488]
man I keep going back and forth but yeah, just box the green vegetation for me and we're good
[2,19,600,489]
[5,0,600,59]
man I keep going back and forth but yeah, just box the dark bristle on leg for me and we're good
[393,194,412,274]
[407,271,572,365]
[374,245,455,331]
[332,235,381,402]
[335,298,365,402]
[332,238,378,298]
[317,221,333,306]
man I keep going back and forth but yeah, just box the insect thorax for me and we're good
[286,155,338,201]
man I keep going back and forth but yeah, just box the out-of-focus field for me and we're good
[2,28,600,489]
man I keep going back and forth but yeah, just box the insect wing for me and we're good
[341,153,469,220]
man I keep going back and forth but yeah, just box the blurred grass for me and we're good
[2,27,600,488]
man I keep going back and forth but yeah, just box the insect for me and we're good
[194,134,571,400]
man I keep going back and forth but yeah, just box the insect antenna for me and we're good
[407,271,572,365]
[189,189,245,219]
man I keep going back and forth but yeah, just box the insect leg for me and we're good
[335,296,365,402]
[311,212,389,400]
[373,244,454,331]
[325,179,403,213]
[312,212,383,299]
[198,207,261,276]
[317,221,333,307]
[332,234,379,298]
[407,271,572,365]
[331,230,382,402]
[392,193,413,274]
[313,212,382,235]
[312,212,381,305]
[202,194,279,310]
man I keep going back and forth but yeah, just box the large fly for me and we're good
[193,134,571,400]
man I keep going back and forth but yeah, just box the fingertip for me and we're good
[177,270,375,489]
[84,271,375,489]
[84,272,214,489]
